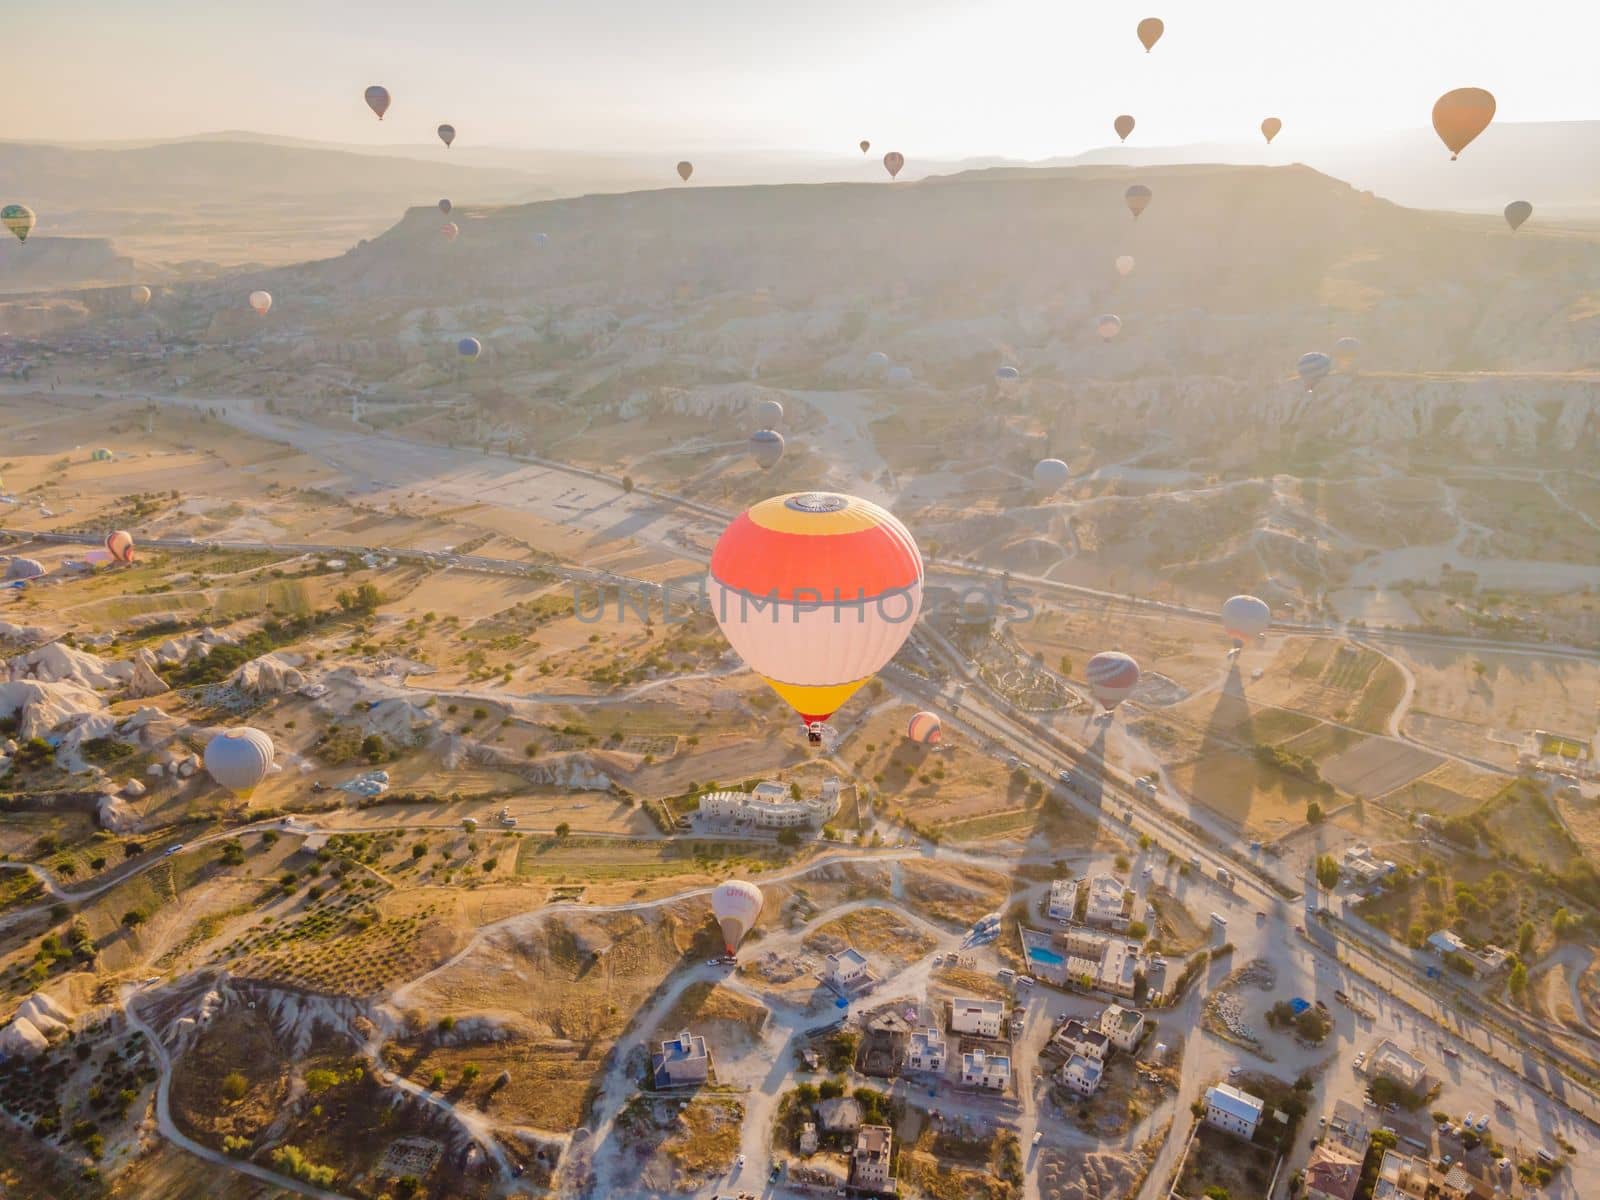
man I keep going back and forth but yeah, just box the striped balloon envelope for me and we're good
[906,711,942,745]
[105,530,135,563]
[1085,651,1141,712]
[709,492,923,733]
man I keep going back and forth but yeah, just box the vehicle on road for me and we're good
[1057,768,1072,783]
[164,843,185,856]
[734,1154,745,1170]
[1353,1053,1365,1069]
[1032,1131,1042,1145]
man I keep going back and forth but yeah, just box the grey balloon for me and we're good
[755,398,784,429]
[750,428,785,470]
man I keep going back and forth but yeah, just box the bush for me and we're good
[269,1145,337,1187]
[221,1071,248,1103]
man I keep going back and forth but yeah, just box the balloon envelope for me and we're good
[676,160,694,182]
[907,711,942,745]
[457,337,481,359]
[1261,117,1282,144]
[3,204,36,243]
[437,124,455,148]
[1125,185,1152,219]
[131,285,152,305]
[1333,337,1360,370]
[438,198,452,215]
[995,366,1020,382]
[1136,17,1164,51]
[866,351,891,370]
[710,879,764,954]
[1504,200,1532,232]
[1115,255,1134,277]
[859,140,871,154]
[1432,88,1495,159]
[883,151,904,179]
[248,290,272,315]
[105,530,135,564]
[1221,595,1271,643]
[708,492,923,726]
[755,398,784,428]
[1297,351,1332,390]
[4,557,43,581]
[1096,314,1122,342]
[364,85,391,120]
[441,222,459,241]
[749,429,785,470]
[205,727,275,796]
[1086,651,1141,710]
[1033,458,1070,495]
[1114,115,1135,142]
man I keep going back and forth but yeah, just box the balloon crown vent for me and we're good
[786,493,847,513]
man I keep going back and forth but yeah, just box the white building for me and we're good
[1100,1005,1145,1052]
[961,1048,1010,1090]
[826,947,870,988]
[1053,1019,1109,1061]
[697,777,841,829]
[906,1028,947,1073]
[1061,1053,1103,1097]
[950,996,1006,1039]
[1047,878,1078,922]
[1204,1083,1264,1139]
[1084,873,1142,931]
[851,1125,894,1192]
[1057,929,1143,998]
[1427,929,1468,957]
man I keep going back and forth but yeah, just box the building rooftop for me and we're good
[1206,1083,1265,1123]
[829,947,869,969]
[1104,1004,1142,1033]
[1305,1144,1363,1200]
[657,1030,706,1062]
[952,995,1005,1015]
[1064,1053,1103,1084]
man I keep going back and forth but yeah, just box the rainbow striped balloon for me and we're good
[907,711,942,745]
[1085,651,1141,711]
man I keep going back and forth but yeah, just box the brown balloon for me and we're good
[1137,17,1164,52]
[1261,117,1282,144]
[1432,88,1496,160]
[883,151,904,179]
[676,160,693,182]
[1114,114,1135,143]
[859,140,870,154]
[1124,184,1152,219]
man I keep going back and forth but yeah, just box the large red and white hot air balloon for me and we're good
[1085,652,1141,714]
[1221,595,1270,648]
[710,880,764,956]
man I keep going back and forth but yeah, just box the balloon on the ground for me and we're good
[1137,17,1164,51]
[441,222,459,242]
[859,140,871,154]
[437,124,455,148]
[1096,314,1122,342]
[677,160,694,182]
[248,290,272,315]
[364,85,391,120]
[457,336,481,359]
[1086,651,1141,711]
[204,727,275,796]
[1334,336,1360,369]
[1125,184,1151,219]
[710,880,764,954]
[105,530,135,564]
[1296,351,1332,390]
[907,711,942,745]
[4,558,43,581]
[1115,255,1134,277]
[3,204,36,243]
[438,198,452,215]
[131,285,152,305]
[1033,458,1070,495]
[1432,88,1495,159]
[883,151,904,179]
[1504,200,1532,232]
[749,428,785,470]
[995,365,1020,383]
[1261,117,1282,144]
[755,398,784,428]
[1221,594,1270,645]
[708,492,924,730]
[1114,115,1136,142]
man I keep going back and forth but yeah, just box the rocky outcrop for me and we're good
[7,642,132,690]
[126,649,170,699]
[0,678,104,741]
[149,627,236,667]
[97,791,138,832]
[228,652,306,697]
[0,1017,49,1058]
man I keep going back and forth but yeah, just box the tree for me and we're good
[412,842,428,860]
[395,1178,422,1200]
[622,475,635,493]
[776,827,801,847]
[461,1064,481,1085]
[1204,1188,1231,1200]
[1315,855,1341,891]
[554,822,571,839]
[789,781,802,801]
[120,909,146,930]
[1058,655,1072,676]
[1509,961,1529,998]
[1517,920,1536,957]
[221,1072,248,1103]
[1306,801,1325,825]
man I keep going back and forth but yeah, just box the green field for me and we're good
[514,836,789,880]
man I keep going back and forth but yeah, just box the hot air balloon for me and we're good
[364,85,391,121]
[677,161,694,182]
[1114,115,1136,143]
[1033,458,1070,495]
[883,151,904,179]
[1085,652,1141,713]
[1261,117,1282,144]
[438,198,452,215]
[437,124,456,148]
[1504,200,1532,232]
[750,429,785,470]
[4,557,43,581]
[709,492,923,741]
[248,290,272,316]
[204,727,275,797]
[105,530,135,564]
[1136,17,1164,52]
[3,204,36,243]
[457,336,481,359]
[886,365,914,386]
[906,711,942,745]
[1221,594,1270,648]
[1115,255,1135,277]
[995,365,1020,384]
[1432,88,1495,160]
[131,285,152,305]
[1334,336,1360,371]
[755,398,784,429]
[441,222,459,242]
[859,140,871,154]
[711,880,764,956]
[1125,184,1152,219]
[866,351,891,371]
[1296,351,1332,391]
[1095,314,1122,342]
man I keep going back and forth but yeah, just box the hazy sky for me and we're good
[17,1,1600,158]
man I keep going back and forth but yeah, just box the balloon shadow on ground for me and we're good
[1191,658,1255,836]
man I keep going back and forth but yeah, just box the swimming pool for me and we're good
[1028,946,1065,966]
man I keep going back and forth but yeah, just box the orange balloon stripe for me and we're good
[710,515,921,602]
